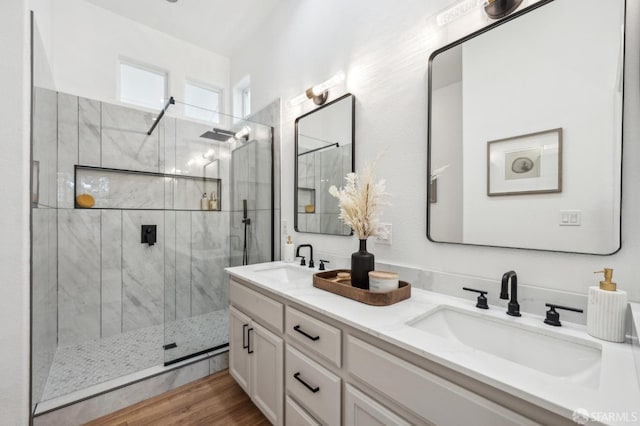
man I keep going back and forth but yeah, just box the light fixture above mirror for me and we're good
[484,0,523,19]
[436,0,523,26]
[290,71,346,106]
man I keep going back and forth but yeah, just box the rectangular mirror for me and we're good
[428,0,624,254]
[295,93,355,235]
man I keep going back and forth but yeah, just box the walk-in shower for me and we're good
[30,88,274,413]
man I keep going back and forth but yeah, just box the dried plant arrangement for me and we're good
[329,159,390,240]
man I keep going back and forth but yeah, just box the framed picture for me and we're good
[487,128,562,196]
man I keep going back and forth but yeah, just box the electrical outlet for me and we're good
[559,210,581,226]
[281,220,289,236]
[375,223,392,245]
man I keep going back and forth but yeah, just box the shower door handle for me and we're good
[242,324,249,349]
[247,328,254,354]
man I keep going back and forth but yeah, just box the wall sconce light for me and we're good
[289,71,346,106]
[203,148,216,162]
[484,0,523,19]
[234,126,251,140]
[436,0,522,26]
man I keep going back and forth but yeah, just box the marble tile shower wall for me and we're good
[245,99,281,259]
[55,91,232,346]
[32,87,59,403]
[229,139,273,266]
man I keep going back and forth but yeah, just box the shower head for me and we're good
[200,128,236,142]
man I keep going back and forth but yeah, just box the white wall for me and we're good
[0,0,31,423]
[430,81,463,242]
[231,0,640,302]
[30,0,231,116]
[461,0,621,253]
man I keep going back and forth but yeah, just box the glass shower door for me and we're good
[163,105,273,365]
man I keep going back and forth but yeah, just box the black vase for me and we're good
[351,239,374,289]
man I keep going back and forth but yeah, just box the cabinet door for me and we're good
[251,322,284,426]
[286,396,320,426]
[345,384,412,426]
[229,306,252,394]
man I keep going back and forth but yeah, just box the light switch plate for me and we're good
[559,210,581,226]
[375,223,392,245]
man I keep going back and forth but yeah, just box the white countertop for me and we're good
[226,262,640,425]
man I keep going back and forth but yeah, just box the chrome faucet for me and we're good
[500,270,521,317]
[295,244,314,268]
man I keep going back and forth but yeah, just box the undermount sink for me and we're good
[253,265,313,282]
[408,306,602,388]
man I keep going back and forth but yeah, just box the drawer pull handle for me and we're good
[294,372,319,393]
[294,325,320,341]
[247,327,254,354]
[242,324,249,349]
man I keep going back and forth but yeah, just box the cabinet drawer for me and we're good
[345,384,411,426]
[286,307,341,367]
[346,336,537,426]
[286,396,320,426]
[230,279,283,333]
[286,345,341,426]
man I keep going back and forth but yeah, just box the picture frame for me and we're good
[487,128,562,196]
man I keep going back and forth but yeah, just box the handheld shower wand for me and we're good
[242,200,251,265]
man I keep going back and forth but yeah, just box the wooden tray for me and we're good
[313,269,411,306]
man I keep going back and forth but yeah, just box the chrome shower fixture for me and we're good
[200,126,250,142]
[199,128,235,141]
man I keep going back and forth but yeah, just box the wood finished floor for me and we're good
[85,370,270,426]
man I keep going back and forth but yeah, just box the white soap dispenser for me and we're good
[587,268,627,342]
[284,235,295,263]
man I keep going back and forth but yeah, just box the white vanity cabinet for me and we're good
[227,274,567,425]
[229,281,284,426]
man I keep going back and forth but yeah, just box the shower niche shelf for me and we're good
[74,165,222,211]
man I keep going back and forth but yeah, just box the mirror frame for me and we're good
[426,0,624,255]
[294,93,355,236]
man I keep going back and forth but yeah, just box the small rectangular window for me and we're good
[119,61,167,110]
[242,87,251,117]
[233,75,251,122]
[184,81,221,123]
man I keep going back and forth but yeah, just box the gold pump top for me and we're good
[287,235,292,245]
[594,268,616,291]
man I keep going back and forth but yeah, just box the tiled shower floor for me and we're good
[41,309,229,401]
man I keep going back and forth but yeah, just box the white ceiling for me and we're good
[84,0,282,57]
